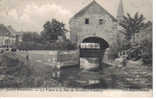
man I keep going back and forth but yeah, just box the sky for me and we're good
[0,0,153,32]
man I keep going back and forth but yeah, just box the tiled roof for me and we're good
[0,24,21,37]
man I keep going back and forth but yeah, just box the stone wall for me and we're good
[17,50,79,68]
[70,15,117,45]
[69,2,118,45]
[58,50,79,67]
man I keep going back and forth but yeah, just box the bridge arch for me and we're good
[81,36,109,50]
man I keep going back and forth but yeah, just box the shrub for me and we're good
[107,38,131,60]
[57,40,77,50]
[141,39,152,65]
[17,39,77,50]
[0,53,33,88]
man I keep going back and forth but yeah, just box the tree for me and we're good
[119,13,152,63]
[41,19,67,42]
[18,19,77,50]
[120,12,148,41]
[18,32,43,50]
[22,32,41,43]
[140,26,152,65]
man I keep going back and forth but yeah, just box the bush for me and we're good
[127,47,142,61]
[107,38,131,60]
[0,52,63,88]
[141,39,152,65]
[108,33,152,65]
[17,39,77,50]
[127,36,152,64]
[0,53,34,88]
[56,40,77,50]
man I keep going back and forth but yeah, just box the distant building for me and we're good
[7,25,23,43]
[0,24,22,47]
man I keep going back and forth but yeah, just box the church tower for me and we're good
[117,0,124,22]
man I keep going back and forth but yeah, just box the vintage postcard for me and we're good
[0,0,153,97]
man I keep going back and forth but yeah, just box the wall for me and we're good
[18,50,79,68]
[58,50,79,67]
[69,2,118,45]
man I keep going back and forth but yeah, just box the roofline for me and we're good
[69,1,117,23]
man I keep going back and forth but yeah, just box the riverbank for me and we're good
[0,52,152,90]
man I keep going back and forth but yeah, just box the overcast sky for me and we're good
[0,0,153,32]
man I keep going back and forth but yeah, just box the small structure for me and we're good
[0,24,16,47]
[0,24,22,48]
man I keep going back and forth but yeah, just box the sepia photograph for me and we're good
[0,0,153,97]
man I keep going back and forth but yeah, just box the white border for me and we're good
[153,0,155,98]
[0,0,155,98]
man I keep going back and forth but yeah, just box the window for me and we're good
[85,18,89,24]
[99,19,103,25]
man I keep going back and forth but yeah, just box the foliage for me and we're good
[141,38,152,65]
[17,19,77,50]
[41,19,67,42]
[127,24,152,64]
[43,40,77,50]
[127,45,142,61]
[17,41,46,50]
[17,39,77,50]
[0,52,60,88]
[0,53,33,88]
[120,12,149,40]
[55,40,77,50]
[111,12,153,65]
[107,35,131,60]
[22,32,42,43]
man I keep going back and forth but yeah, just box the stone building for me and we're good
[69,0,124,48]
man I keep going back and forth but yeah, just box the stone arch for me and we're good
[80,36,109,50]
